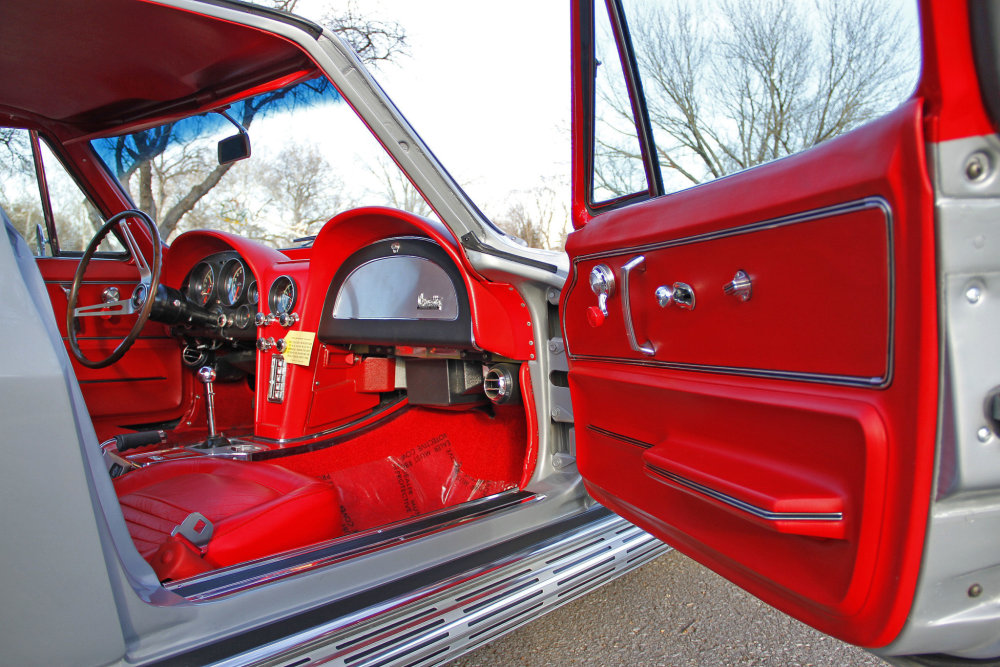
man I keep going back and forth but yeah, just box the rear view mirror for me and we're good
[215,110,251,164]
[218,132,251,164]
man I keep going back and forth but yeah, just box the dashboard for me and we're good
[154,207,535,443]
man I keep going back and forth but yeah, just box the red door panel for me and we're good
[37,256,185,427]
[565,201,891,382]
[564,100,939,646]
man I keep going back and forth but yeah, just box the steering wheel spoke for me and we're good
[67,210,162,369]
[73,298,137,318]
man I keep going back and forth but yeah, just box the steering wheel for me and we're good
[66,209,162,369]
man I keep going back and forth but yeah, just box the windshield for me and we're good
[91,77,434,248]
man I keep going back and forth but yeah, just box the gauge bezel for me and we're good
[247,280,259,306]
[219,259,247,307]
[187,261,216,307]
[268,275,297,315]
[234,304,252,329]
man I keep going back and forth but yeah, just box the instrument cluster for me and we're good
[183,252,259,335]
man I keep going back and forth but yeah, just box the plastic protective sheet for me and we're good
[278,405,527,535]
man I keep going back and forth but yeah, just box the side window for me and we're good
[592,3,648,203]
[0,128,120,255]
[591,0,920,202]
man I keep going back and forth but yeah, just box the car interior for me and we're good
[0,0,544,583]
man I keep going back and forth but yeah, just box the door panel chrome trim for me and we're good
[566,196,895,388]
[645,464,844,522]
[586,424,654,449]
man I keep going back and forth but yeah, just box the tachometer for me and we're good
[269,275,297,315]
[187,262,215,307]
[220,259,246,306]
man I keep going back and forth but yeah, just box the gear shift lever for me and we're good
[198,366,229,448]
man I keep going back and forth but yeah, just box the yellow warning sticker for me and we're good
[283,331,315,367]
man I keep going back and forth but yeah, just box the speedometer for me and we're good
[220,259,246,306]
[187,262,215,307]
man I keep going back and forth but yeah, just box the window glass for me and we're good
[90,78,434,249]
[0,129,117,255]
[592,2,648,203]
[594,0,921,197]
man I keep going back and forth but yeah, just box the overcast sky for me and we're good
[295,1,572,216]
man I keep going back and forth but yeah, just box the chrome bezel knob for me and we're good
[589,264,616,298]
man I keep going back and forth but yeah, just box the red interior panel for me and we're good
[36,257,186,426]
[565,203,891,381]
[564,101,938,647]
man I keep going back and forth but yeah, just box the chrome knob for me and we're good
[278,312,299,327]
[274,338,287,354]
[656,282,695,310]
[589,264,615,317]
[256,337,276,351]
[197,366,216,384]
[255,312,276,327]
[724,270,752,302]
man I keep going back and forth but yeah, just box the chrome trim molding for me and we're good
[586,424,654,449]
[210,514,668,667]
[566,196,895,388]
[645,464,843,522]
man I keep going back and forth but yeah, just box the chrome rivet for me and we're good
[978,427,992,443]
[966,152,991,182]
[966,285,983,304]
[969,583,983,598]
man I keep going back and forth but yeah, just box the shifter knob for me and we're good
[198,366,217,384]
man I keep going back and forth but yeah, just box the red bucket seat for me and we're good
[114,458,341,580]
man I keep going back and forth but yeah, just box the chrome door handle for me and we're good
[622,256,655,356]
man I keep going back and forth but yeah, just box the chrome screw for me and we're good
[978,427,992,443]
[966,152,990,182]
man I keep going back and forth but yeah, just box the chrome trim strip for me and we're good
[645,464,843,522]
[209,514,668,667]
[586,424,654,449]
[572,355,886,388]
[566,196,895,388]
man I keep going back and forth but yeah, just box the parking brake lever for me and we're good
[198,366,230,448]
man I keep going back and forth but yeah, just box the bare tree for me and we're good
[177,142,347,246]
[494,180,569,251]
[366,155,433,218]
[595,0,919,195]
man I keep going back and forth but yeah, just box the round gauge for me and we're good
[234,304,252,329]
[220,259,246,306]
[246,280,259,306]
[187,262,215,307]
[268,275,297,315]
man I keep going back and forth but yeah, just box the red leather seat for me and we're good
[114,458,341,580]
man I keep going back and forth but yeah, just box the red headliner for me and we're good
[0,0,317,136]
